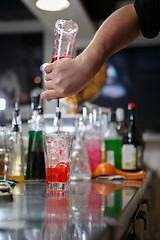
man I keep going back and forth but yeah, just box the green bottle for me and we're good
[25,122,35,180]
[104,109,122,170]
[25,96,39,180]
[30,106,46,180]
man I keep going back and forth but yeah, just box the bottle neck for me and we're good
[31,110,38,120]
[36,113,44,131]
[13,124,19,132]
[128,107,136,124]
[127,107,137,140]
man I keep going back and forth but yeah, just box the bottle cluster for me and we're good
[5,96,46,181]
[104,103,144,172]
[4,99,144,181]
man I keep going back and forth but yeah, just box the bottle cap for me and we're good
[128,103,136,108]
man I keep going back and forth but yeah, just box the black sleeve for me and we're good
[134,0,160,38]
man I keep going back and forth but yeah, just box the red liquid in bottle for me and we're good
[51,56,72,63]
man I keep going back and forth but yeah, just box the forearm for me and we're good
[41,4,142,100]
[76,4,142,81]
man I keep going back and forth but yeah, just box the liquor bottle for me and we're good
[30,105,46,180]
[25,96,39,180]
[6,112,25,181]
[51,19,78,133]
[104,108,122,170]
[121,103,144,172]
[12,99,22,132]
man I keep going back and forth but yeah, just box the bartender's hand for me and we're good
[41,4,142,102]
[41,57,88,101]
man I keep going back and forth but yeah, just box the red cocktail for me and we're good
[46,161,70,184]
[43,133,73,191]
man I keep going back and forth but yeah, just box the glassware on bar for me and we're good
[70,117,91,180]
[85,108,103,173]
[43,132,73,191]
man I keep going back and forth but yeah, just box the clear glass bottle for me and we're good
[51,19,79,133]
[104,108,122,170]
[30,106,46,180]
[70,117,91,180]
[122,103,144,172]
[6,113,25,181]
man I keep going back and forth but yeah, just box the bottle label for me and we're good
[122,144,136,170]
[106,151,114,166]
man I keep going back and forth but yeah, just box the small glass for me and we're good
[43,133,73,191]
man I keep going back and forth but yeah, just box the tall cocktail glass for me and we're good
[43,133,73,191]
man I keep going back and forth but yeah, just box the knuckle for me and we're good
[44,91,50,99]
[45,82,49,89]
[45,75,49,81]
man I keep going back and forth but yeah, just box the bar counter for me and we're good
[0,171,155,240]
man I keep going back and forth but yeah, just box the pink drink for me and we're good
[86,139,102,172]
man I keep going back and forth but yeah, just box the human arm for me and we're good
[41,4,142,101]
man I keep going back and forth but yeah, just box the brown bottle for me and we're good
[122,103,144,172]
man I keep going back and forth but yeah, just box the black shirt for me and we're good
[134,0,160,38]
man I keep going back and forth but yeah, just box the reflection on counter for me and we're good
[41,180,141,240]
[42,191,71,239]
[0,178,147,240]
